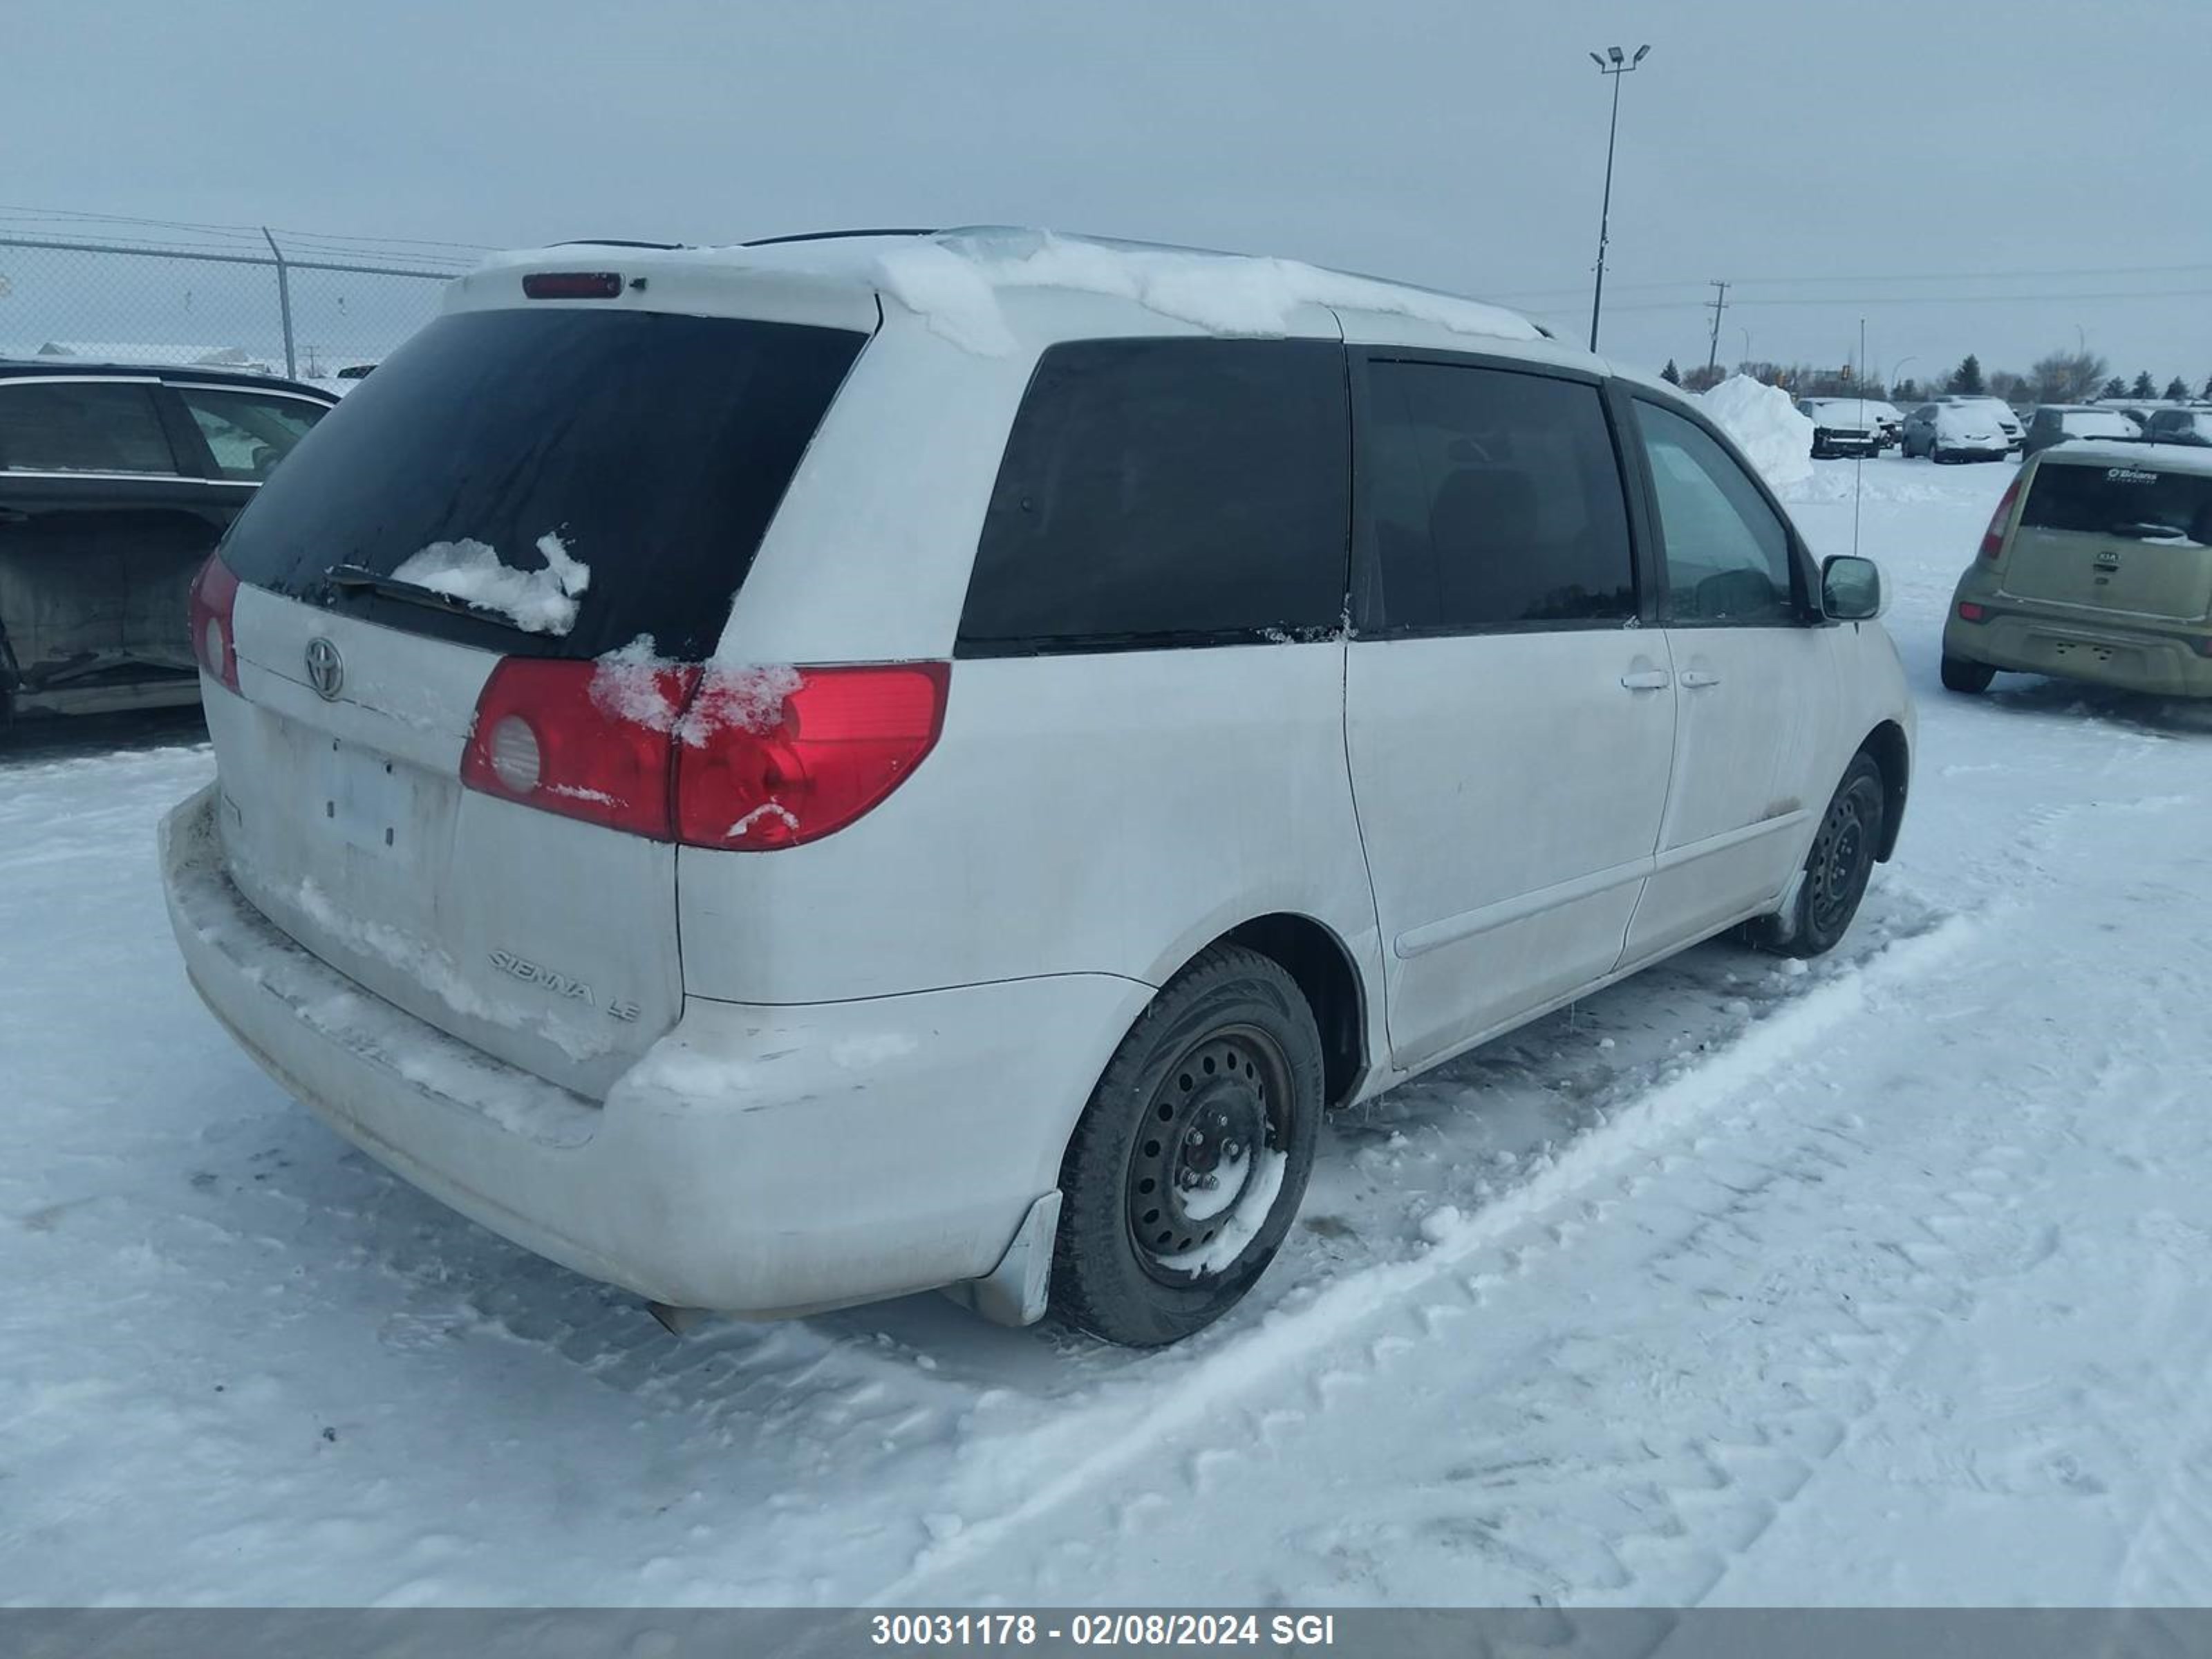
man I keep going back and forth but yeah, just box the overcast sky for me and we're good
[9,0,2211,388]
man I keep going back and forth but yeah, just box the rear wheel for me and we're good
[1941,653,1996,693]
[1049,945,1323,1347]
[1748,753,1886,960]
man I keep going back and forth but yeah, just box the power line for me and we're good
[1486,257,2212,305]
[1580,285,2212,315]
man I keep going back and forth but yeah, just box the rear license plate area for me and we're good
[314,738,416,854]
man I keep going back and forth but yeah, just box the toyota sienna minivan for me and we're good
[162,229,1913,1347]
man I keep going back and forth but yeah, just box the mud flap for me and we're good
[940,1190,1062,1327]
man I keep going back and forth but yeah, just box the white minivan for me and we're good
[162,229,1913,1347]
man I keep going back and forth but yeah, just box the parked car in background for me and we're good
[1860,399,1906,450]
[2023,404,2142,457]
[159,229,1913,1349]
[1903,401,2010,462]
[1943,438,2212,696]
[1936,395,2025,454]
[2144,408,2212,447]
[0,360,336,722]
[1799,397,1883,458]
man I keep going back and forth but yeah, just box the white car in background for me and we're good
[161,229,1915,1349]
[1904,400,2012,462]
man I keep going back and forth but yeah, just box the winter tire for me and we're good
[1747,752,1886,960]
[1049,944,1323,1347]
[1940,653,1996,694]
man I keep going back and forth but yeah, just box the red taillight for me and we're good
[461,657,700,838]
[187,554,241,693]
[521,271,622,299]
[1980,474,2024,559]
[675,662,950,851]
[1956,601,1988,622]
[460,656,950,849]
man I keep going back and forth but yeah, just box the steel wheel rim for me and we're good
[1126,1024,1290,1284]
[1808,787,1874,937]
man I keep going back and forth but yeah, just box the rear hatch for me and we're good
[207,297,870,1096]
[2000,455,2212,621]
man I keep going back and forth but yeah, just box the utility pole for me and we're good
[1586,44,1651,353]
[1704,280,1730,377]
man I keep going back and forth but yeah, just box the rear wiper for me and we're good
[324,563,527,630]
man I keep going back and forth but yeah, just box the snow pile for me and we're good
[1782,467,1953,506]
[1699,374,1815,491]
[390,532,590,635]
[869,229,1541,357]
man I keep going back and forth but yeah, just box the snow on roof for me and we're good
[2038,438,2212,478]
[35,341,275,371]
[487,227,1545,357]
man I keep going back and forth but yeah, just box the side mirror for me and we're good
[1822,554,1884,621]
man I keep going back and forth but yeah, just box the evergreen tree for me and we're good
[1947,355,1985,395]
[2102,377,2128,400]
[1660,359,1682,386]
[2202,373,2212,400]
[2164,376,2189,400]
[1895,378,1922,403]
[2131,371,2157,399]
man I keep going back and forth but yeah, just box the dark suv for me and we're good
[0,361,335,722]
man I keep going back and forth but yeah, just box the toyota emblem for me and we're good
[305,637,344,700]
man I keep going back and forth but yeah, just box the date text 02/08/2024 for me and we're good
[870,1613,1339,1648]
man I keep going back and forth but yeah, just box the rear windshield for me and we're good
[216,307,868,659]
[2022,460,2212,545]
[2059,411,2138,438]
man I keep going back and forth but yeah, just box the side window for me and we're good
[1632,399,1801,626]
[1358,359,1635,631]
[0,381,176,475]
[172,387,328,481]
[959,339,1349,651]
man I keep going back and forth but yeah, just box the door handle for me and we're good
[1678,670,1723,689]
[1620,669,1671,691]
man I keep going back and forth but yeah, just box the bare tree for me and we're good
[2032,350,2110,402]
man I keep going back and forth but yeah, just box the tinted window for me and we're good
[218,308,866,660]
[2022,461,2212,545]
[174,386,328,481]
[1633,399,1800,625]
[1359,360,1634,630]
[0,381,176,474]
[959,339,1348,651]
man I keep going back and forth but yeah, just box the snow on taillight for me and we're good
[461,657,700,838]
[675,662,950,851]
[1980,474,2024,560]
[187,554,241,693]
[461,653,950,850]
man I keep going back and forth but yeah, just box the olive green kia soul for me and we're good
[1943,440,2212,697]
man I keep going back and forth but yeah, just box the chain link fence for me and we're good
[0,223,477,384]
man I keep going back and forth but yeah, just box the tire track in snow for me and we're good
[874,916,1981,1604]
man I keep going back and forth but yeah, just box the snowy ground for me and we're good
[8,455,2212,1607]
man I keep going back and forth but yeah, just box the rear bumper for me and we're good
[1944,607,2212,696]
[161,783,1150,1315]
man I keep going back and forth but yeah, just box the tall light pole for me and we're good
[1889,355,1918,397]
[1586,42,1651,353]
